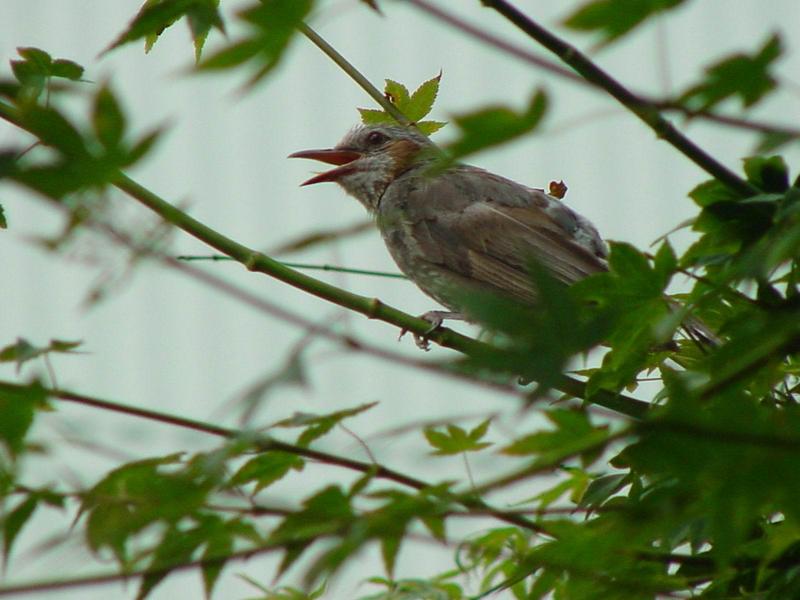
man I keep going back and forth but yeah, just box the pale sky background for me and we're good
[1,1,800,599]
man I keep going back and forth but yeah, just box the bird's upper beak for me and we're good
[288,148,363,186]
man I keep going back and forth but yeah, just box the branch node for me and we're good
[244,252,263,272]
[366,297,383,319]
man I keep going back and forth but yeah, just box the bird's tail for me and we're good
[680,314,721,349]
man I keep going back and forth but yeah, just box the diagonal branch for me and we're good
[0,380,547,534]
[476,0,758,197]
[113,173,650,419]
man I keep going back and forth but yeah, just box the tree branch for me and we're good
[112,172,650,419]
[475,0,758,197]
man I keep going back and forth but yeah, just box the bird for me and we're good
[290,124,713,349]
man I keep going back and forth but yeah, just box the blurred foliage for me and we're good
[197,0,313,87]
[1,1,800,599]
[106,0,224,60]
[563,0,689,47]
[677,34,783,112]
[445,90,548,162]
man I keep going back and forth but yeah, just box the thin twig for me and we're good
[299,23,409,124]
[176,255,407,279]
[0,380,433,491]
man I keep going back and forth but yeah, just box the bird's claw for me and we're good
[399,311,461,351]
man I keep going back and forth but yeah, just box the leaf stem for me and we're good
[299,23,409,124]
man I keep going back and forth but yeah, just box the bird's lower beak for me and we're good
[288,148,363,186]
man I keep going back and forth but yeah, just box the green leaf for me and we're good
[198,0,312,87]
[380,535,401,578]
[2,495,38,564]
[0,338,83,372]
[607,242,666,299]
[653,240,677,287]
[0,338,40,371]
[504,410,592,455]
[742,155,789,192]
[446,90,548,161]
[126,129,163,166]
[227,451,305,492]
[17,47,52,70]
[415,120,447,136]
[92,85,126,150]
[186,0,223,61]
[108,0,224,55]
[503,410,608,465]
[0,382,45,458]
[383,79,410,107]
[755,130,796,154]
[677,34,783,111]
[50,59,84,81]
[0,203,6,229]
[273,402,377,448]
[423,420,492,456]
[198,39,263,70]
[9,48,84,103]
[689,179,740,207]
[269,486,354,576]
[358,108,394,126]
[137,523,207,599]
[531,469,590,509]
[81,453,211,562]
[358,75,446,134]
[20,105,88,158]
[405,73,441,122]
[10,60,45,100]
[563,0,687,46]
[578,473,629,509]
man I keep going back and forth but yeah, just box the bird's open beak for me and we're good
[288,148,363,186]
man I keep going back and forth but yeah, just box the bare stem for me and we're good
[299,23,409,124]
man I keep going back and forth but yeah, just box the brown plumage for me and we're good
[290,124,715,348]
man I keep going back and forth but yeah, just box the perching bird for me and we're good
[290,124,713,348]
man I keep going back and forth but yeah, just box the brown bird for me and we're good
[290,124,712,348]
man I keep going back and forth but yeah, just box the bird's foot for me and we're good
[399,311,464,351]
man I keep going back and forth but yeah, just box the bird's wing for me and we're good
[399,168,608,302]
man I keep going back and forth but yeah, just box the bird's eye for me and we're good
[366,131,388,146]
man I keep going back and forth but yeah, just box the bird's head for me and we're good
[289,124,432,211]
